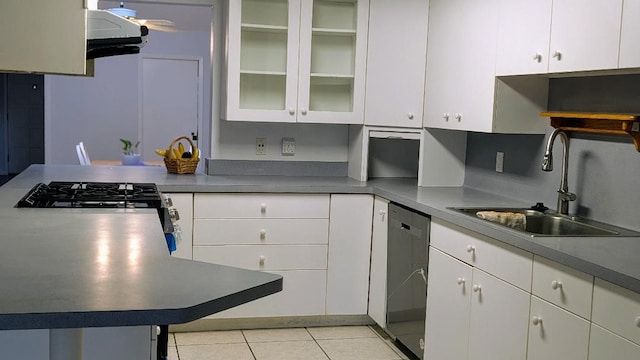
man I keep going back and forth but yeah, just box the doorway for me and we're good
[140,56,202,163]
[0,73,44,175]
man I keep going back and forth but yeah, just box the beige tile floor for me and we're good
[168,326,413,360]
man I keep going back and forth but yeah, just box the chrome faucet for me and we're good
[542,129,576,215]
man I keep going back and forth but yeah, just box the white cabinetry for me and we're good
[426,219,533,360]
[326,194,373,314]
[165,193,193,260]
[367,197,389,327]
[223,0,369,124]
[424,0,548,134]
[364,0,428,128]
[589,323,640,360]
[592,278,640,346]
[193,193,330,318]
[548,0,623,73]
[0,1,88,75]
[496,0,552,76]
[619,0,640,68]
[527,297,590,360]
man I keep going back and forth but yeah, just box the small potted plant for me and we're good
[120,138,141,165]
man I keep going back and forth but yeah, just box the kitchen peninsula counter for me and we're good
[0,168,282,330]
[2,164,639,331]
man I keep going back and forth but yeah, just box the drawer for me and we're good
[208,270,327,318]
[193,244,328,271]
[193,218,329,245]
[431,218,533,291]
[532,256,594,319]
[589,323,640,360]
[592,278,640,345]
[194,194,330,219]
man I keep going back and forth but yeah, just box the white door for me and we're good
[141,57,201,163]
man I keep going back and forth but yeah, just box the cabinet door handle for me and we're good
[260,203,267,214]
[259,229,266,240]
[466,245,476,253]
[443,113,450,121]
[533,53,542,62]
[532,316,542,326]
[472,284,481,293]
[457,277,466,285]
[301,108,308,115]
[454,113,462,122]
[553,51,562,60]
[289,107,295,115]
[551,280,563,290]
[259,255,265,266]
[408,112,415,120]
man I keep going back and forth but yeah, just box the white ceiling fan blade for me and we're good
[143,22,179,33]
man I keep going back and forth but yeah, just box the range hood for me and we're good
[86,9,148,60]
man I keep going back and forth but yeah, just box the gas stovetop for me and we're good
[16,181,163,209]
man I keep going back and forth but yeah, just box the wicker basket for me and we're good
[163,136,200,174]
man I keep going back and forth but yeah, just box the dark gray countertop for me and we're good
[3,164,639,329]
[0,168,282,330]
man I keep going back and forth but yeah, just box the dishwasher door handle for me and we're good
[401,223,411,231]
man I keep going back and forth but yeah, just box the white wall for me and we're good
[45,2,212,164]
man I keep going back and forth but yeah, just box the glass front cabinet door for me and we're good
[223,0,369,124]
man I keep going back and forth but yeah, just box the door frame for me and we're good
[138,54,204,160]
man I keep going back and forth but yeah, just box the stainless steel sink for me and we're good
[450,207,640,237]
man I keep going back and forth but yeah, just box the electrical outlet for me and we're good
[496,151,504,173]
[281,137,295,156]
[256,138,267,155]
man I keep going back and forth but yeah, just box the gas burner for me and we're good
[16,181,163,209]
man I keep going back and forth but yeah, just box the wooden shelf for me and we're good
[540,112,640,151]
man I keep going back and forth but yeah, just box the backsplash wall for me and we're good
[464,74,640,231]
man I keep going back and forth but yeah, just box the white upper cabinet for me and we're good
[619,0,640,68]
[0,1,88,75]
[496,0,552,76]
[424,0,500,132]
[424,0,548,134]
[364,0,428,128]
[223,0,369,124]
[548,0,623,73]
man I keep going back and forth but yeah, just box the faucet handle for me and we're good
[558,190,577,202]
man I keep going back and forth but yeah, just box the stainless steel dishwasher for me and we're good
[386,203,430,359]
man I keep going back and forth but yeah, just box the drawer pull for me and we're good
[259,229,266,240]
[260,203,267,214]
[472,284,481,293]
[259,255,265,266]
[457,277,466,285]
[551,280,563,290]
[532,316,542,326]
[635,316,640,327]
[466,245,476,253]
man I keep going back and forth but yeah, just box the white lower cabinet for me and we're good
[425,248,472,360]
[368,196,389,327]
[527,296,590,360]
[589,323,640,360]
[427,217,640,360]
[425,248,529,360]
[326,194,374,315]
[207,270,328,318]
[468,269,530,360]
[193,193,330,319]
[191,193,373,319]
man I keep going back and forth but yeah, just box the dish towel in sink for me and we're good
[476,211,526,231]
